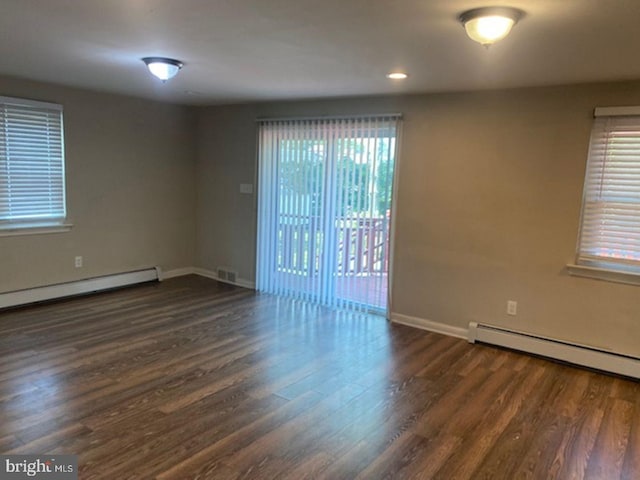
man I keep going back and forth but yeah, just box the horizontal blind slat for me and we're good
[0,96,66,222]
[577,115,640,266]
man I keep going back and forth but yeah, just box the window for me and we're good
[575,106,640,278]
[0,96,66,232]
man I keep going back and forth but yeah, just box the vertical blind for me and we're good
[0,96,66,224]
[577,108,640,269]
[256,115,400,313]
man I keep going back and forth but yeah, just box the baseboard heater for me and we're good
[468,322,640,380]
[0,267,161,310]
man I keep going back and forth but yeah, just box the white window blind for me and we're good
[577,108,640,271]
[256,115,400,313]
[0,96,66,225]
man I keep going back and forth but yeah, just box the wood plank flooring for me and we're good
[0,275,638,479]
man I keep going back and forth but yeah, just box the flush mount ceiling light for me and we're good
[459,7,523,46]
[386,72,408,80]
[142,57,183,82]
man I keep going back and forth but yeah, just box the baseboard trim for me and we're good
[0,265,255,310]
[161,267,197,280]
[0,267,160,310]
[390,313,469,340]
[469,322,640,379]
[162,266,255,290]
[193,267,256,289]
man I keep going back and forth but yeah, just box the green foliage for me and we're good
[277,136,394,217]
[336,156,370,215]
[375,158,393,216]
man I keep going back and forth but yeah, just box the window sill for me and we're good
[566,263,640,286]
[0,222,73,237]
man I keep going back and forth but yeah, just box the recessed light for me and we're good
[386,72,408,80]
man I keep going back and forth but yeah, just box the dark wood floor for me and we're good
[1,276,638,479]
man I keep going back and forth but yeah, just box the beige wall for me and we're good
[195,104,258,283]
[3,73,638,358]
[0,76,197,292]
[196,81,640,358]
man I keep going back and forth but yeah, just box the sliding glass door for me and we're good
[256,115,400,313]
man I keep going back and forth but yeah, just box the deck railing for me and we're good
[276,214,388,277]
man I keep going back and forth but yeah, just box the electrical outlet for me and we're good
[75,256,83,268]
[507,300,517,316]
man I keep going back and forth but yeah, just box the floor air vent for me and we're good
[217,268,237,285]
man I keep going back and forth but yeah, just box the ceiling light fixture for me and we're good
[142,57,183,82]
[459,7,522,47]
[386,72,408,80]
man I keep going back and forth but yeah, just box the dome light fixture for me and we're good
[386,72,408,80]
[142,57,183,82]
[459,7,523,47]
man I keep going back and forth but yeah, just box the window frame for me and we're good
[569,106,640,285]
[0,95,71,236]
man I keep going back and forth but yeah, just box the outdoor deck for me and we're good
[274,215,390,310]
[335,274,388,309]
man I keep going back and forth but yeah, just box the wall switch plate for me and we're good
[240,183,253,194]
[507,300,517,316]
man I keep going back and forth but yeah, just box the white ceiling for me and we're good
[1,0,639,105]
